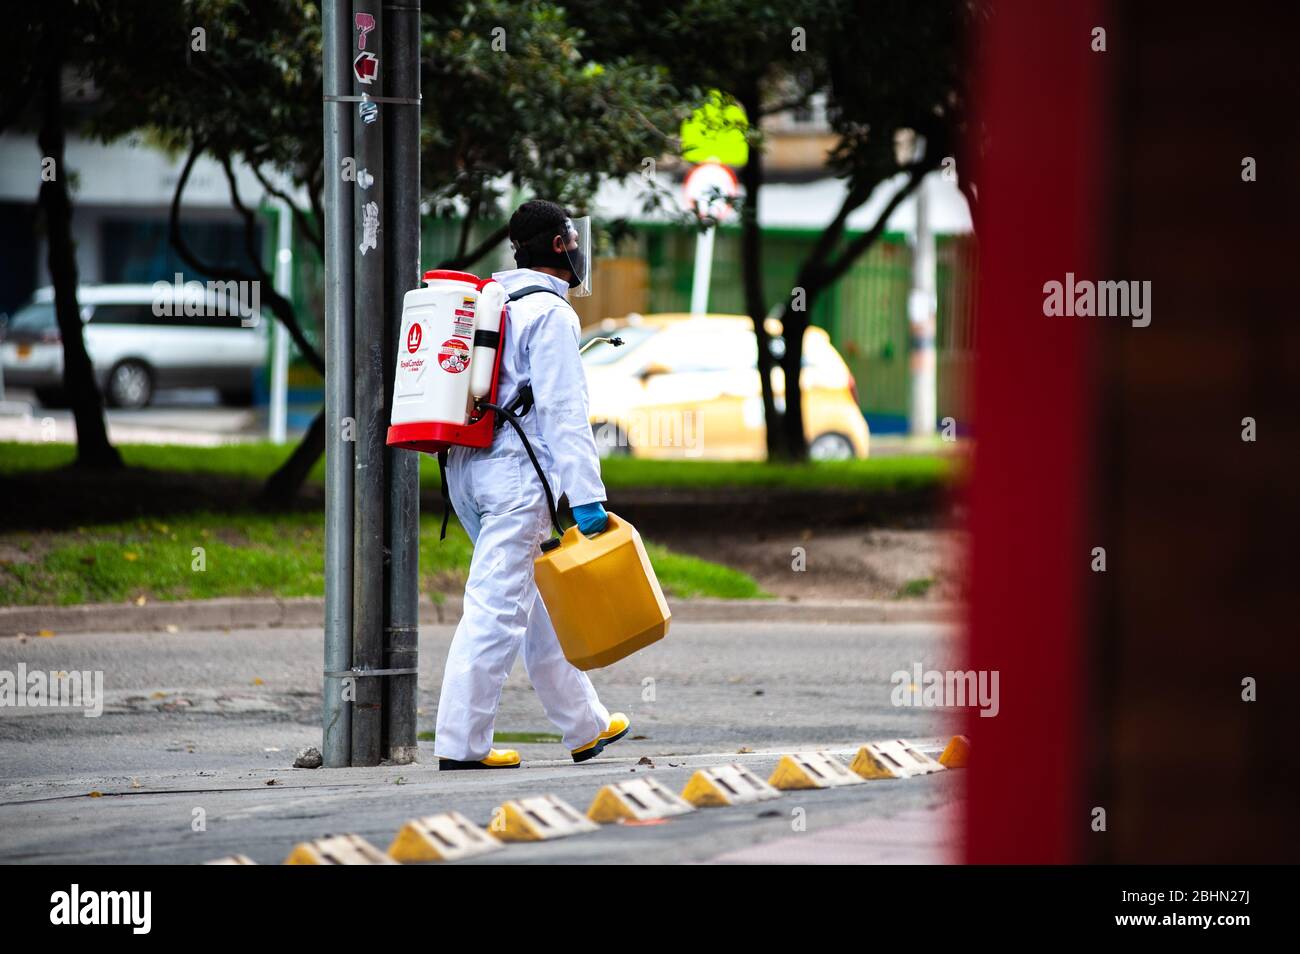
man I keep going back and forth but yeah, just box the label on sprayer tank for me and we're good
[438,338,470,374]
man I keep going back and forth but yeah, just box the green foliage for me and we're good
[424,0,686,217]
[599,455,956,493]
[11,0,692,262]
[0,509,762,605]
[896,577,936,599]
[86,1,323,178]
[642,543,769,599]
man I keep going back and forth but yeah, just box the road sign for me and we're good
[683,161,740,223]
[680,90,749,167]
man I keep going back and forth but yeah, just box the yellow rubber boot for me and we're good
[571,713,630,763]
[439,747,521,771]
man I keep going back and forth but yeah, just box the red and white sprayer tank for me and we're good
[386,270,507,453]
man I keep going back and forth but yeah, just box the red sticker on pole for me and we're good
[437,338,470,374]
[353,51,378,85]
[354,12,375,49]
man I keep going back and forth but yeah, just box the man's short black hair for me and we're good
[509,199,569,247]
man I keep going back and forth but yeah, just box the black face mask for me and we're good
[514,233,584,288]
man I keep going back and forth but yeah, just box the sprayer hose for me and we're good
[481,400,565,539]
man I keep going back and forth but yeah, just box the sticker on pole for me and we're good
[358,94,378,126]
[354,12,375,50]
[354,51,379,85]
[438,338,470,374]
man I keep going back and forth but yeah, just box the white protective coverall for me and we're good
[433,267,612,761]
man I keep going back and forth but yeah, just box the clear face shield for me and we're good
[561,215,592,297]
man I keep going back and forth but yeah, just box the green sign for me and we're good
[680,90,749,168]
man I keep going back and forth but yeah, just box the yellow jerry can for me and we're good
[534,512,670,670]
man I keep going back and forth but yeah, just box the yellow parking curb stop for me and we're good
[387,811,504,862]
[850,739,946,779]
[680,763,782,807]
[587,777,696,823]
[283,834,397,865]
[768,751,865,790]
[490,795,599,842]
[938,734,970,768]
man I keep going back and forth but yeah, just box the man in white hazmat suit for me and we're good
[435,199,629,770]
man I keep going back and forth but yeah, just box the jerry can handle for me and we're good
[570,512,621,542]
[543,512,619,554]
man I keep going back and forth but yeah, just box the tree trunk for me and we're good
[37,35,121,470]
[737,81,786,460]
[258,407,325,506]
[779,301,809,460]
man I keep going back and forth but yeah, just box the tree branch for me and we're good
[217,152,324,373]
[757,90,818,118]
[456,192,481,260]
[798,177,873,283]
[250,163,325,258]
[437,223,509,271]
[168,142,259,285]
[816,159,938,292]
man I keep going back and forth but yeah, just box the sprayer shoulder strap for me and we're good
[491,285,563,431]
[507,285,566,302]
[437,449,451,541]
[486,288,553,431]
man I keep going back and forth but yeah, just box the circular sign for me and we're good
[406,322,423,353]
[683,161,741,222]
[438,338,470,374]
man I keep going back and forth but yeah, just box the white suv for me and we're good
[0,284,269,408]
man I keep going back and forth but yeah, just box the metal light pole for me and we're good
[269,198,293,445]
[322,0,421,768]
[381,0,421,765]
[689,224,716,317]
[322,0,355,768]
[350,0,386,767]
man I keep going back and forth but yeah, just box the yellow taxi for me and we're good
[580,313,870,460]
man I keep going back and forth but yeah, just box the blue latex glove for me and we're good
[572,502,609,535]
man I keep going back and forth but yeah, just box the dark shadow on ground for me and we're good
[2,465,952,536]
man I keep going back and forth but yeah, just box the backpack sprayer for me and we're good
[385,269,670,670]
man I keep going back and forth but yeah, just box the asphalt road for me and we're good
[0,620,962,864]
